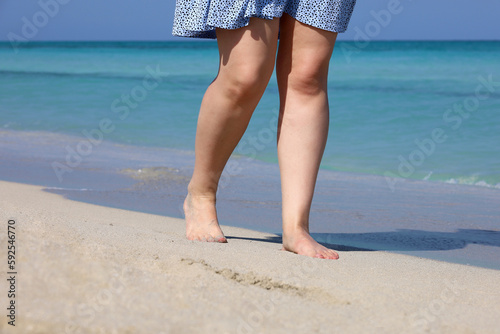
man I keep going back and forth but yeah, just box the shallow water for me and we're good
[1,41,499,187]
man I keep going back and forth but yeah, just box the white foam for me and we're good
[445,178,500,189]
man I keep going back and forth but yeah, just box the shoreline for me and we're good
[2,128,499,190]
[1,179,499,333]
[1,129,500,270]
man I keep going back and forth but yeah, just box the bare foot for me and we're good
[183,193,227,243]
[282,229,339,259]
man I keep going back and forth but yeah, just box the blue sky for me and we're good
[0,0,499,41]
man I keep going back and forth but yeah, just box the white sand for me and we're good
[0,180,499,333]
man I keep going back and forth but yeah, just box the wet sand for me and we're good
[1,180,499,333]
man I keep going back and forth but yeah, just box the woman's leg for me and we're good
[276,14,339,259]
[185,18,280,242]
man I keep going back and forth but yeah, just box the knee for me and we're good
[286,64,328,97]
[220,64,273,101]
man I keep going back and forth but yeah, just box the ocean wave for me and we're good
[445,177,500,189]
[45,186,91,192]
[0,69,164,81]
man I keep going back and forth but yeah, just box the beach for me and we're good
[1,179,500,333]
[1,40,499,333]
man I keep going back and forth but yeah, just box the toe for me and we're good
[217,236,228,243]
[316,249,338,260]
[326,250,339,260]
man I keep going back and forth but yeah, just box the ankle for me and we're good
[187,183,217,202]
[282,225,310,238]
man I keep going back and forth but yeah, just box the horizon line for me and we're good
[1,39,499,43]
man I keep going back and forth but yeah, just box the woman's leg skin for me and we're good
[276,14,339,259]
[185,18,280,242]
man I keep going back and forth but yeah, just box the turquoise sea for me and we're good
[1,41,499,187]
[1,41,499,269]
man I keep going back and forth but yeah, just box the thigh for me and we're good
[277,14,338,85]
[216,17,280,82]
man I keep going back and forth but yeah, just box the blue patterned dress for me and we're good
[172,0,357,39]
